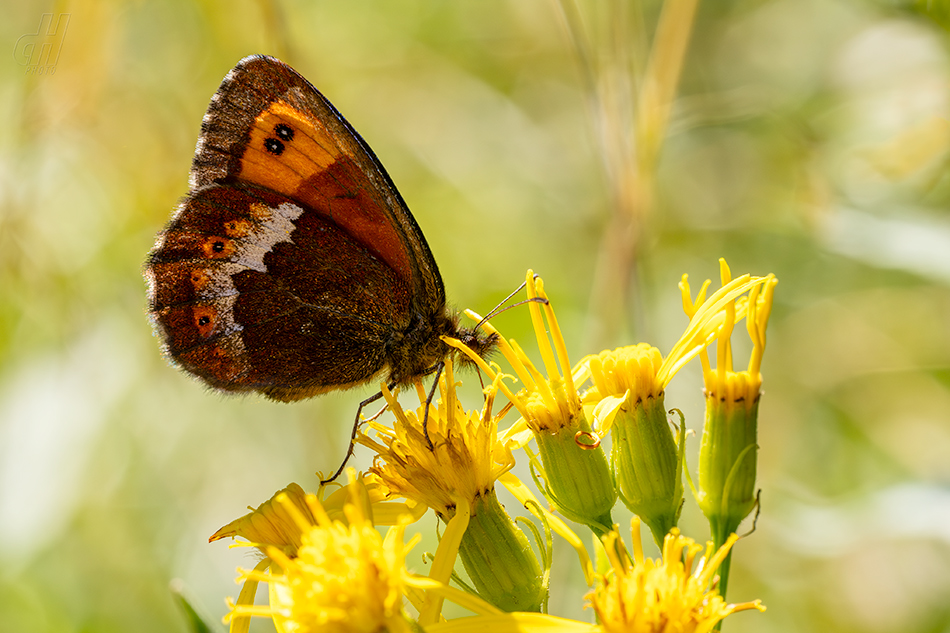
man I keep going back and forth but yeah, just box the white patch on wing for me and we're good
[228,202,304,272]
[192,263,243,300]
[143,266,157,304]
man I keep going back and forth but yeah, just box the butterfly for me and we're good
[145,55,497,425]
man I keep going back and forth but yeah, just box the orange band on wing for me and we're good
[241,101,341,195]
[237,100,413,285]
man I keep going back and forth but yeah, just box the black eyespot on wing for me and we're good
[275,124,294,141]
[264,138,285,155]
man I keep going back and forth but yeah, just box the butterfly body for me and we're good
[146,55,495,401]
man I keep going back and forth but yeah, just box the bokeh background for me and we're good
[2,0,950,631]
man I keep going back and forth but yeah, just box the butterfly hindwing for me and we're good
[147,183,412,400]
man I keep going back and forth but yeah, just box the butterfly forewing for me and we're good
[189,55,444,309]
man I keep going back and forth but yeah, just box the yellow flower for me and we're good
[450,271,616,536]
[421,519,764,633]
[683,259,777,406]
[210,483,317,559]
[685,259,777,598]
[211,475,423,633]
[580,266,768,545]
[587,518,765,633]
[357,360,515,519]
[221,476,419,633]
[357,360,544,615]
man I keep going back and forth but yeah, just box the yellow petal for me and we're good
[419,496,471,626]
[424,613,596,633]
[405,573,503,616]
[227,558,270,633]
[589,392,628,435]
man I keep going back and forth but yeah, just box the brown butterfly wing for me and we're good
[147,183,413,400]
[189,55,445,312]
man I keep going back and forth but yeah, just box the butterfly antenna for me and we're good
[474,297,548,330]
[321,381,397,485]
[488,278,529,315]
[472,274,547,331]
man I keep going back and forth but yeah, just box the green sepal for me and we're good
[698,395,760,544]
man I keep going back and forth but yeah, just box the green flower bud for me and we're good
[609,391,684,546]
[528,383,616,535]
[582,344,687,546]
[697,374,759,546]
[456,489,545,612]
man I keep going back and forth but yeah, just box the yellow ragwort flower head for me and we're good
[357,359,514,519]
[446,271,584,440]
[680,259,778,406]
[583,343,665,406]
[585,344,683,544]
[587,519,765,633]
[513,272,583,435]
[448,271,616,533]
[226,479,417,633]
[358,359,544,614]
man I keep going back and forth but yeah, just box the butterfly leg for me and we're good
[321,382,397,485]
[421,363,443,451]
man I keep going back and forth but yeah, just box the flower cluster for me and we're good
[208,260,775,633]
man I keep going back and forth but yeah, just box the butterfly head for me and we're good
[452,324,499,370]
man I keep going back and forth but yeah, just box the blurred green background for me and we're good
[2,0,950,631]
